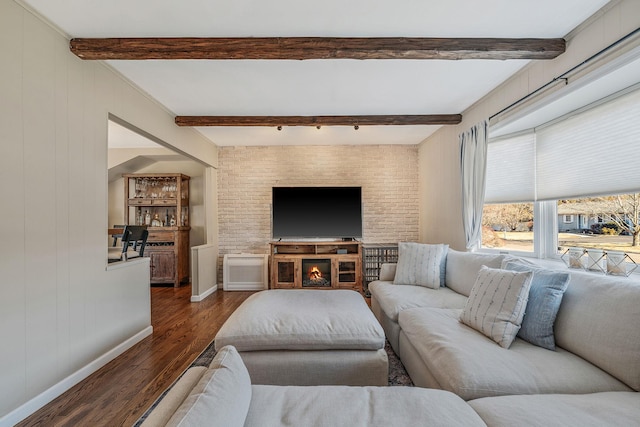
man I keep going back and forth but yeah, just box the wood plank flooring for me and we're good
[16,286,256,427]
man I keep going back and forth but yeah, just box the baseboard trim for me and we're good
[191,284,218,302]
[0,326,153,427]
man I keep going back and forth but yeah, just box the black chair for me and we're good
[108,225,148,262]
[111,224,126,247]
[123,226,149,260]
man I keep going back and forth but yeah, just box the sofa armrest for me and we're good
[139,366,207,427]
[379,263,397,282]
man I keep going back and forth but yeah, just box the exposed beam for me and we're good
[174,114,462,127]
[70,37,565,60]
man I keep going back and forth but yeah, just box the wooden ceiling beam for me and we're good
[174,114,462,127]
[70,37,565,60]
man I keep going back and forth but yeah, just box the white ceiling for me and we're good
[21,0,610,147]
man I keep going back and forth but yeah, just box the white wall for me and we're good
[0,1,218,423]
[418,0,640,251]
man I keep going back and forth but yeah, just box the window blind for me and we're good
[486,87,640,203]
[535,88,640,200]
[485,132,535,203]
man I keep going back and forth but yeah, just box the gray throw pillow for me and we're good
[504,261,570,350]
[393,242,446,289]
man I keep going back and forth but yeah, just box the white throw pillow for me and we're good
[460,266,533,348]
[393,242,446,289]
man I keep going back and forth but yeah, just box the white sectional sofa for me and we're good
[140,345,640,427]
[140,345,488,427]
[368,246,640,422]
[139,246,640,426]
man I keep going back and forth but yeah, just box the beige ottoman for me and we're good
[215,289,389,386]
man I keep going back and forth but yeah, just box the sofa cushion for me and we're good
[139,367,207,427]
[393,242,447,289]
[460,266,532,348]
[398,308,631,400]
[378,263,397,281]
[369,281,467,322]
[245,384,487,427]
[445,249,507,296]
[469,391,640,427]
[554,270,640,391]
[215,290,385,351]
[504,261,570,350]
[165,346,251,427]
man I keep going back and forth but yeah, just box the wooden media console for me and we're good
[270,242,362,290]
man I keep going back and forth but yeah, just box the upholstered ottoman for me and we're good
[215,289,388,386]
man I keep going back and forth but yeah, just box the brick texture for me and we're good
[217,145,419,283]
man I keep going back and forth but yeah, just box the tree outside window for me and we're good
[588,194,640,246]
[482,203,534,251]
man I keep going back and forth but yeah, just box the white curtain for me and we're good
[460,121,488,251]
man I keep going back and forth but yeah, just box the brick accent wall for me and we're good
[217,145,419,283]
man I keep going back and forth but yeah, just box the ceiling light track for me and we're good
[70,37,565,61]
[174,114,462,127]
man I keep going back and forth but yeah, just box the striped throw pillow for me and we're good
[393,242,446,289]
[460,266,533,348]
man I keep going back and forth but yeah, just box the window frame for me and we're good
[481,200,560,259]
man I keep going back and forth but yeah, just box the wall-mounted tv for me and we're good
[272,187,362,240]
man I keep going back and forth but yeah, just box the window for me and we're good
[483,85,640,260]
[482,132,535,254]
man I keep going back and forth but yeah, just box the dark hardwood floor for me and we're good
[17,286,256,427]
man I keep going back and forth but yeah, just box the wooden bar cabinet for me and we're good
[123,173,190,287]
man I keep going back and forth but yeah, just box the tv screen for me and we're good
[272,187,362,239]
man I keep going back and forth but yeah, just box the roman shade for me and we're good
[486,85,640,203]
[485,131,536,203]
[536,86,640,200]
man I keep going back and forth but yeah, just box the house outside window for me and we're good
[563,215,574,223]
[556,194,640,264]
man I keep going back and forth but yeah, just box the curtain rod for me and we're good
[489,27,640,121]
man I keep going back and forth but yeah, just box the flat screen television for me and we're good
[272,187,362,239]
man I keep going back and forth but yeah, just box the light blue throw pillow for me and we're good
[504,261,570,350]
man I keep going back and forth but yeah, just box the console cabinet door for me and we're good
[149,250,176,283]
[271,258,299,288]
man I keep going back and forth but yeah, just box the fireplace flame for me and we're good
[308,266,323,280]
